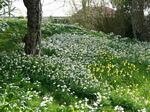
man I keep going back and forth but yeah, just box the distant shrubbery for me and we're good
[45,16,70,24]
[42,22,106,37]
[70,6,133,38]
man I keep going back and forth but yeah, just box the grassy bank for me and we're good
[0,19,150,112]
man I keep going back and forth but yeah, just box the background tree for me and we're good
[0,0,5,8]
[23,0,42,55]
[70,0,132,37]
[112,0,150,41]
[0,0,7,16]
[82,0,90,11]
[131,0,145,41]
[111,0,133,37]
[1,0,16,17]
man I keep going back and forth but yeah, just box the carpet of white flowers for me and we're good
[0,20,150,112]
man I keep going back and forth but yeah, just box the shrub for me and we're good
[70,6,133,38]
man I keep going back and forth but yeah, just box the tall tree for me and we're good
[112,0,146,40]
[131,0,145,40]
[23,0,42,55]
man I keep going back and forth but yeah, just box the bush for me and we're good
[70,6,133,38]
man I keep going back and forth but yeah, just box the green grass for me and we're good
[0,18,26,51]
[0,18,106,51]
[0,18,150,112]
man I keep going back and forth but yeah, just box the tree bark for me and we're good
[23,0,42,55]
[131,0,144,40]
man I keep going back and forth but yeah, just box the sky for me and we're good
[13,0,79,17]
[7,0,150,17]
[13,0,112,17]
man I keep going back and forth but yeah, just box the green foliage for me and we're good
[0,19,104,52]
[0,19,26,51]
[0,19,150,111]
[42,22,104,37]
[89,52,146,86]
[0,0,6,10]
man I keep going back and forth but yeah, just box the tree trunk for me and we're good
[131,0,144,40]
[23,0,42,55]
